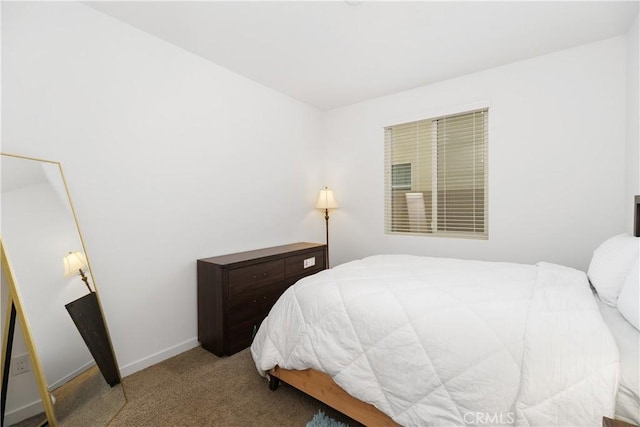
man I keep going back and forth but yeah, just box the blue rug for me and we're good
[306,410,349,427]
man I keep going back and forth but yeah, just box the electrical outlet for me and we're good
[303,257,316,268]
[12,354,31,376]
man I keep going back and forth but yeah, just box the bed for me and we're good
[251,198,640,426]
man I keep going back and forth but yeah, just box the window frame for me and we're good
[384,107,488,240]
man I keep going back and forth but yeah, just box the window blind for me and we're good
[384,108,488,239]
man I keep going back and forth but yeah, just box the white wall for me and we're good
[627,14,640,232]
[1,1,325,378]
[324,37,628,271]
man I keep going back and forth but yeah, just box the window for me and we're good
[391,163,412,190]
[384,108,488,239]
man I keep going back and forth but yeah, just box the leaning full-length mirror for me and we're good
[1,154,126,426]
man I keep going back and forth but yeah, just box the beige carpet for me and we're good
[108,347,360,426]
[10,346,360,427]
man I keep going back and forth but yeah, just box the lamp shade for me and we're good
[63,251,88,277]
[315,187,338,210]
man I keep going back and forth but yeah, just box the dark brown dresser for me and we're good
[197,242,327,356]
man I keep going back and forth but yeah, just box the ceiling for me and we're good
[86,1,639,111]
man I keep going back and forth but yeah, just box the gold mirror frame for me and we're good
[2,237,56,424]
[0,153,126,426]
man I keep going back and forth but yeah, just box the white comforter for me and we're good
[251,255,619,426]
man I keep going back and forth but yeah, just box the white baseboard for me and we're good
[118,337,200,377]
[5,398,44,426]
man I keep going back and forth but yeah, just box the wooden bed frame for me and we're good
[268,367,399,426]
[267,195,640,427]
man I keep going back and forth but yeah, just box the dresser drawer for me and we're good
[228,259,285,298]
[228,317,264,355]
[285,249,325,279]
[228,317,264,354]
[228,287,281,324]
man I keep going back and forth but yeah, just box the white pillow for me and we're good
[617,258,639,330]
[587,234,639,306]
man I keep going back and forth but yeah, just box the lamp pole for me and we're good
[324,208,330,269]
[78,268,93,294]
[316,186,338,270]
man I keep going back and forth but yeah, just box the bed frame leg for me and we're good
[268,375,280,391]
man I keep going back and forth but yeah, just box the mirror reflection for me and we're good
[1,154,125,426]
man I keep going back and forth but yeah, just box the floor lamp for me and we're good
[316,186,338,268]
[63,251,93,294]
